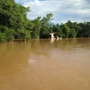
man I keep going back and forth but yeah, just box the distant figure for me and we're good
[56,36,62,41]
[50,37,55,43]
[50,32,55,38]
[50,32,55,43]
[56,36,60,41]
[60,37,62,40]
[50,32,62,42]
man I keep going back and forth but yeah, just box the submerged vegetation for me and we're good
[0,0,90,43]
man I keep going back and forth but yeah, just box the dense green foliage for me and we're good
[0,0,90,43]
[40,13,53,38]
[0,0,32,42]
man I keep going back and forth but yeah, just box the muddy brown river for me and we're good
[0,38,90,90]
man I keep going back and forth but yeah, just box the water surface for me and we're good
[0,38,90,90]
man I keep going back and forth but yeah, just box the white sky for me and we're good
[14,0,90,24]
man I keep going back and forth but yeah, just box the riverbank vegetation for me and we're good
[0,0,90,43]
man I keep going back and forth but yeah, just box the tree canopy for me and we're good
[0,0,90,43]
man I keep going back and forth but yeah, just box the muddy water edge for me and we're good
[0,38,90,90]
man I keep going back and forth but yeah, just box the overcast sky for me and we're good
[14,0,90,24]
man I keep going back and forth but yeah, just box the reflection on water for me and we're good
[0,38,90,90]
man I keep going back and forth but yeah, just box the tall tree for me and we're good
[60,24,70,38]
[52,24,63,38]
[31,17,42,38]
[40,13,53,38]
[66,20,82,37]
[0,0,32,42]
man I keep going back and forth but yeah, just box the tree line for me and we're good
[0,0,90,43]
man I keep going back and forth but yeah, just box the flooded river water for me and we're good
[0,38,90,90]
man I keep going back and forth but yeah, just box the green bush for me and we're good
[0,32,6,43]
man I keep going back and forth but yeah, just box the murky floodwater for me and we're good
[0,38,90,90]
